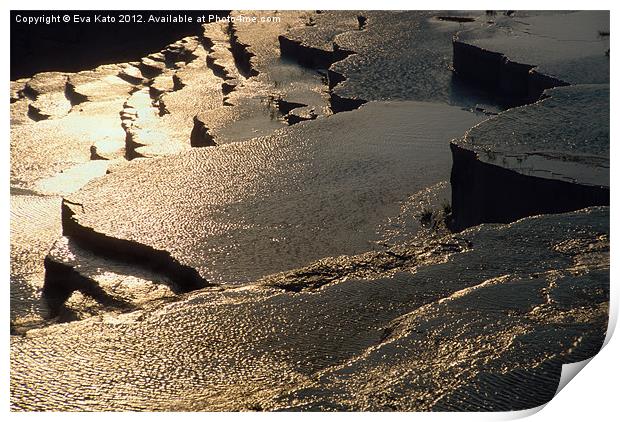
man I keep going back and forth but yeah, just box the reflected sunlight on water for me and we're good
[35,161,110,196]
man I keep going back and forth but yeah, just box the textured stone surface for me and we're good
[11,207,608,411]
[457,85,609,187]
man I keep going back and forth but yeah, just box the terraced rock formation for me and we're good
[452,11,609,103]
[10,10,609,412]
[450,85,609,230]
[11,207,608,411]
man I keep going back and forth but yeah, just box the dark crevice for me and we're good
[157,100,170,117]
[227,22,259,78]
[221,81,236,96]
[221,81,237,106]
[357,16,367,30]
[278,36,354,70]
[89,145,108,161]
[190,115,217,147]
[21,83,38,100]
[272,97,319,125]
[436,16,476,23]
[329,93,367,113]
[286,114,317,125]
[149,84,166,100]
[172,74,185,91]
[42,257,134,318]
[138,59,165,79]
[326,69,347,90]
[274,98,306,115]
[117,69,144,85]
[162,43,199,66]
[124,133,146,160]
[206,56,233,80]
[200,35,215,53]
[64,81,88,106]
[27,104,49,122]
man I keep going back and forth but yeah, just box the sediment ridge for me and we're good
[278,31,366,113]
[452,39,568,104]
[60,199,211,292]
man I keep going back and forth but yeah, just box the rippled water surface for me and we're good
[69,101,483,284]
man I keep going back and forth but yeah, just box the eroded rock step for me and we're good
[43,236,181,322]
[278,11,501,113]
[11,207,608,411]
[9,11,353,333]
[278,10,360,69]
[11,33,207,195]
[192,12,335,144]
[24,72,72,121]
[9,33,217,333]
[10,65,131,193]
[232,10,333,121]
[328,11,490,107]
[453,11,609,103]
[450,84,609,230]
[277,10,364,112]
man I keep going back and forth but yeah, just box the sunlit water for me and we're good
[68,101,483,284]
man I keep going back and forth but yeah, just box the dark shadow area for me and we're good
[448,72,513,111]
[42,255,134,319]
[449,143,610,231]
[10,10,230,80]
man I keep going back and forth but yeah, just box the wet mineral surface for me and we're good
[10,10,609,412]
[455,84,609,187]
[455,11,610,87]
[11,208,609,411]
[61,101,483,286]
